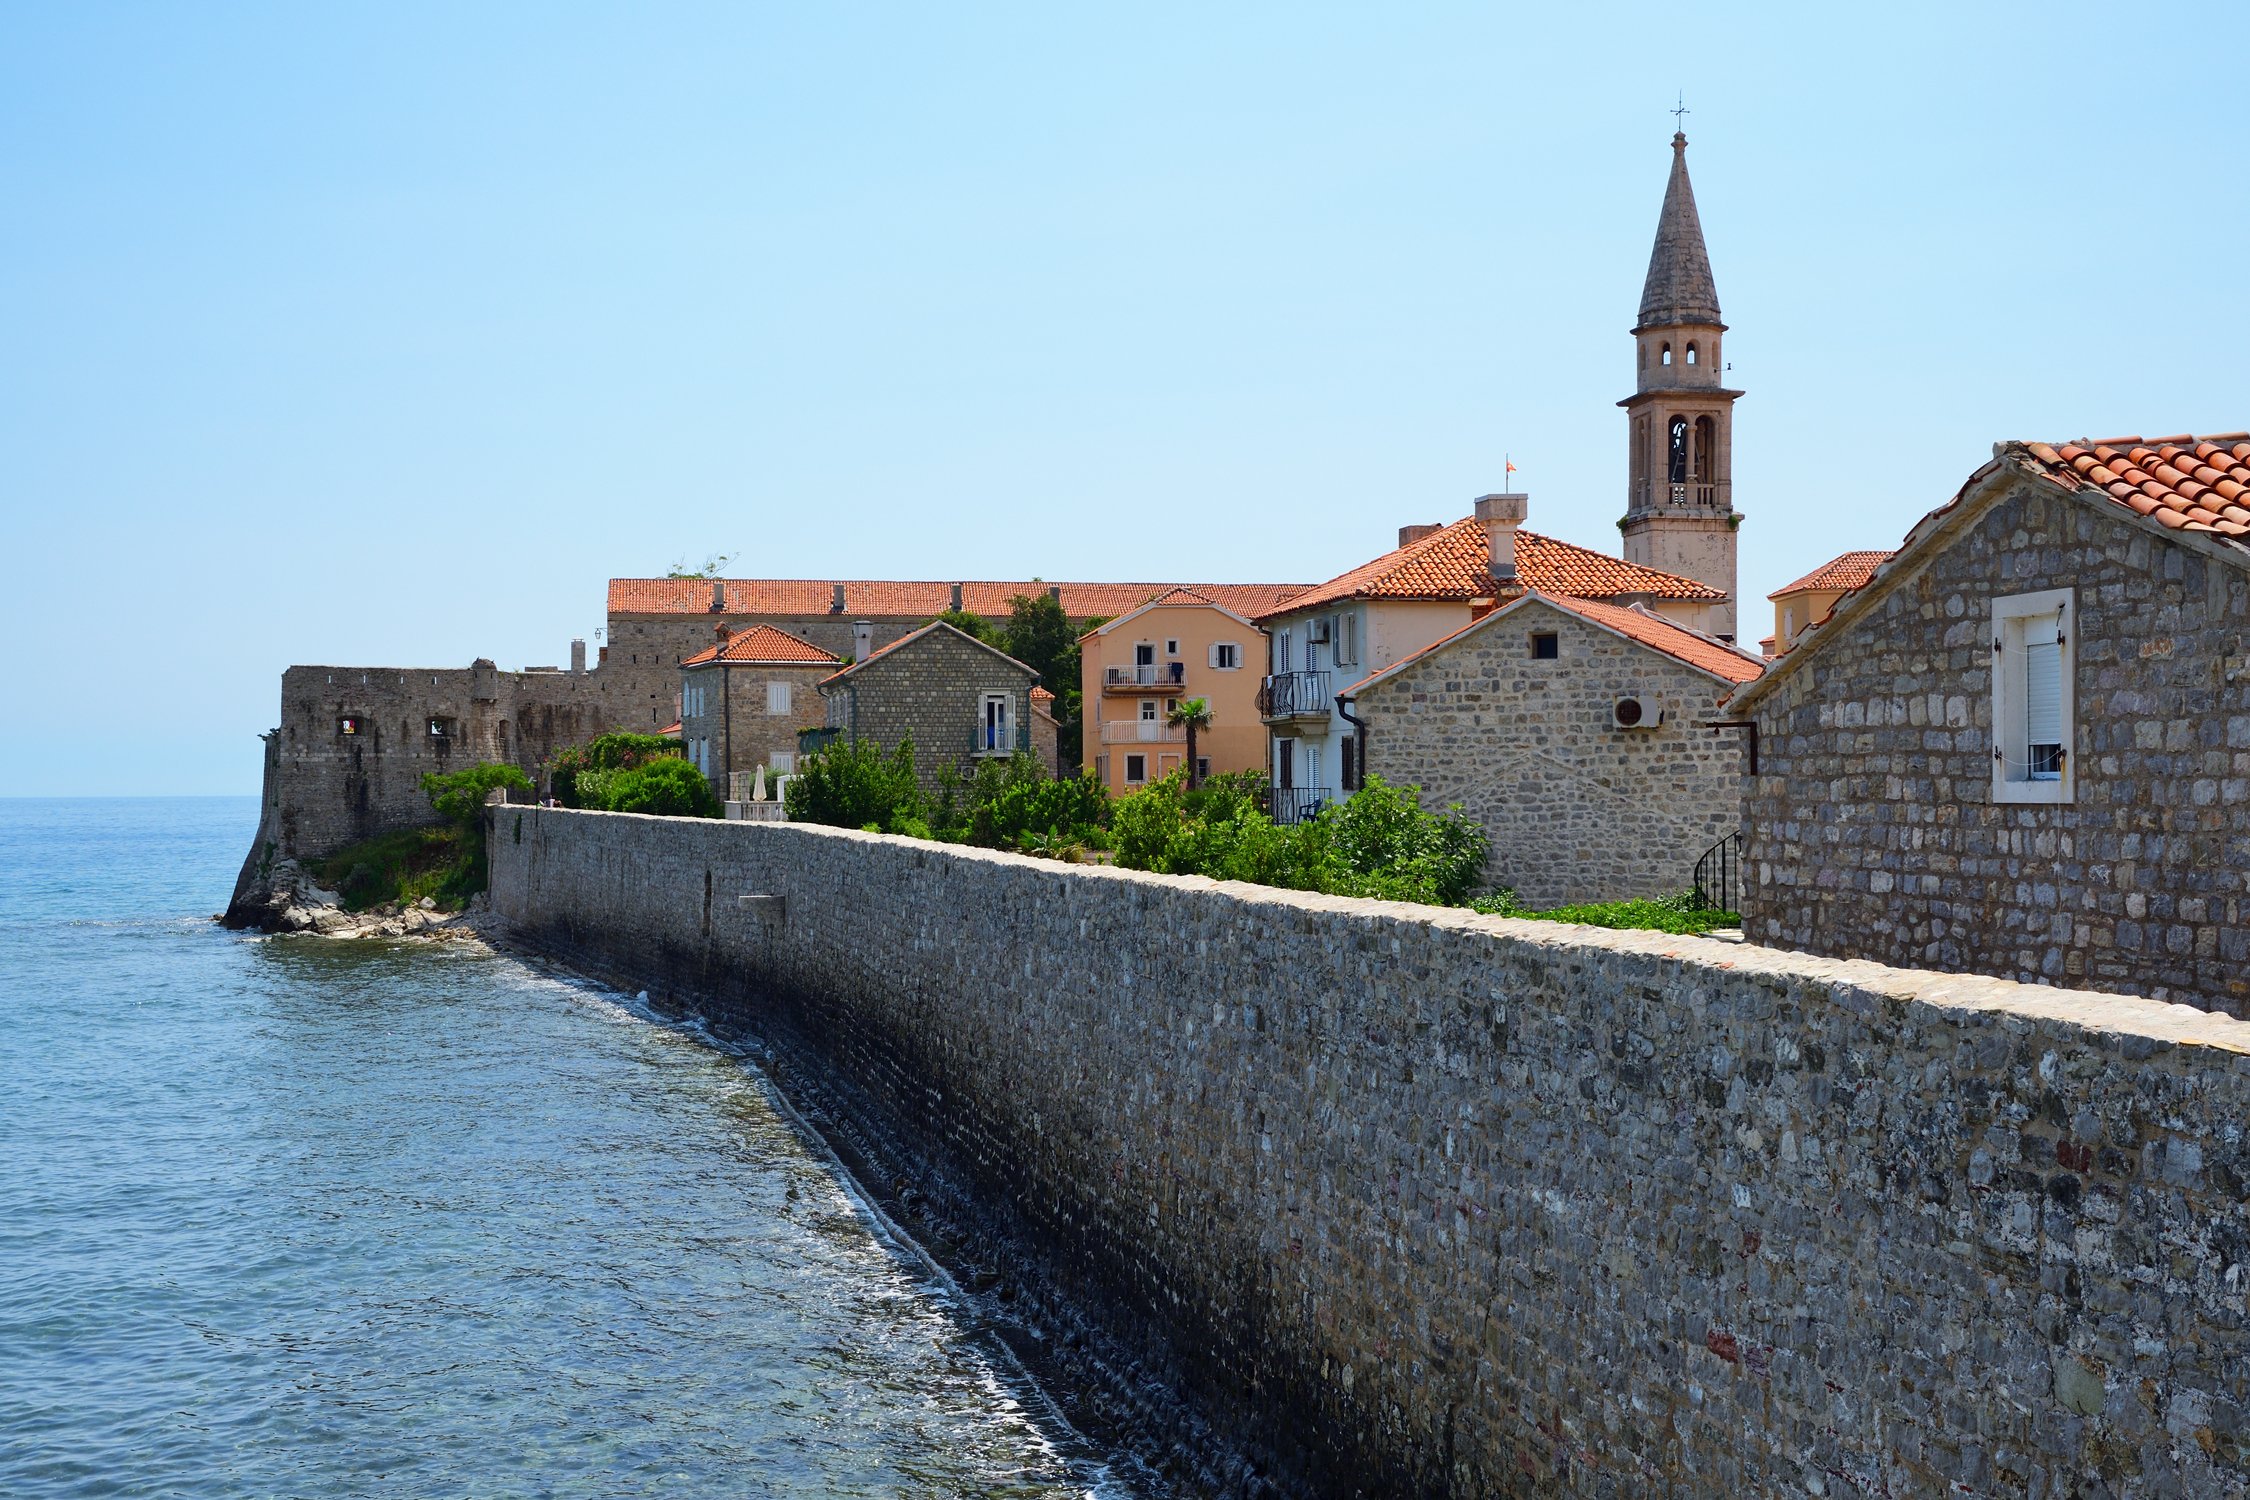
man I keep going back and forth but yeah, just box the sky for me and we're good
[4,2,2245,795]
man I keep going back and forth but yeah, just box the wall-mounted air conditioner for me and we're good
[1612,695,1663,730]
[1306,618,1331,644]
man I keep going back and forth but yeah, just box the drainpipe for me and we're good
[1707,719,1759,775]
[1335,692,1367,795]
[722,664,733,789]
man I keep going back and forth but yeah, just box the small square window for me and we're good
[427,717,456,738]
[1531,632,1559,660]
[766,680,792,715]
[1124,753,1147,784]
[338,716,362,736]
[1165,639,1180,656]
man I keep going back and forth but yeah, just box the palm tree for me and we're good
[1167,696,1212,789]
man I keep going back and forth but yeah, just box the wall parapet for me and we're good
[489,808,2250,1496]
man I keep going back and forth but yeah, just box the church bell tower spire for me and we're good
[1618,129,1743,640]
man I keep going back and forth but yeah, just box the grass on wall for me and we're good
[1470,889,1740,936]
[310,826,483,912]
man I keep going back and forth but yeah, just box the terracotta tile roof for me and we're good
[1554,595,1767,685]
[1344,590,1763,698]
[1771,549,1897,597]
[1030,686,1055,703]
[680,624,843,668]
[609,578,1311,620]
[658,720,681,737]
[1256,517,1724,621]
[2021,434,2250,549]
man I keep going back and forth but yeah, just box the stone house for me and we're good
[1726,434,2250,1015]
[1253,500,1727,823]
[677,623,842,798]
[1342,591,1764,907]
[816,621,1059,793]
[1079,589,1267,795]
[1762,549,1894,657]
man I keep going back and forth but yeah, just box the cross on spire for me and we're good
[1671,92,1690,132]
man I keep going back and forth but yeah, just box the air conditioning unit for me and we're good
[1612,695,1663,730]
[1306,617,1332,644]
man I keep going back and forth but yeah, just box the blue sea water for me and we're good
[0,798,1119,1498]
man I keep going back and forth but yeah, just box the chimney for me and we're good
[830,584,846,614]
[1048,585,1062,604]
[1474,492,1530,586]
[949,582,963,611]
[569,638,586,674]
[1398,523,1442,548]
[715,622,733,644]
[709,579,725,613]
[853,620,874,660]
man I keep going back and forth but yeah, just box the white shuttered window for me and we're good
[1991,587,2074,804]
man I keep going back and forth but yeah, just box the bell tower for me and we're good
[1618,131,1742,639]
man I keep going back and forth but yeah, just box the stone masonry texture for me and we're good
[822,628,1047,792]
[1358,596,1746,908]
[492,808,2250,1497]
[1743,477,2250,1015]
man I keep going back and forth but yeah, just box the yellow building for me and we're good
[1079,589,1269,795]
[1763,550,1895,656]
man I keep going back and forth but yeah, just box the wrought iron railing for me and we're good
[1692,831,1742,916]
[1257,670,1332,720]
[1269,785,1335,825]
[970,720,1033,756]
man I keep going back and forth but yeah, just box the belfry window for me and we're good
[1661,343,1673,366]
[1668,416,1689,485]
[1686,343,1698,366]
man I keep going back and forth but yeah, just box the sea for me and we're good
[0,797,1125,1498]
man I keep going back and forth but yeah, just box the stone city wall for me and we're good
[1743,478,2250,1015]
[490,808,2250,1498]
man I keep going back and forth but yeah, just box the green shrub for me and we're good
[550,732,686,805]
[602,756,721,818]
[785,736,925,832]
[963,753,1108,849]
[310,826,483,912]
[421,762,533,825]
[1469,888,1740,935]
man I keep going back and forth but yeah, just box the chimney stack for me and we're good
[709,579,725,613]
[1048,585,1062,604]
[1474,492,1530,586]
[715,623,733,644]
[569,638,586,674]
[853,620,874,661]
[949,582,964,611]
[1398,523,1442,548]
[830,584,846,614]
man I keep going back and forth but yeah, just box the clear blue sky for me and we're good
[4,3,2244,795]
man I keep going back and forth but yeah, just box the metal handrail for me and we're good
[1098,719,1187,745]
[1269,785,1335,825]
[1692,831,1742,914]
[1103,662,1187,689]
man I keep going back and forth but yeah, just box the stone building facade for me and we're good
[677,623,840,797]
[1346,591,1762,907]
[1731,436,2250,1014]
[818,622,1058,792]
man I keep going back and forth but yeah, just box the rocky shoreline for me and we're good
[218,858,497,944]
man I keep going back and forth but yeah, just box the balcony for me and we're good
[1098,719,1187,746]
[1102,661,1188,693]
[1257,670,1332,725]
[969,721,1033,757]
[1269,785,1336,825]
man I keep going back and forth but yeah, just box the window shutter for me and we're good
[2024,615,2062,748]
[1208,642,1221,668]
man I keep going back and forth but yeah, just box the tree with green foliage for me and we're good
[549,732,686,806]
[667,552,735,578]
[784,735,925,832]
[1315,777,1488,906]
[999,592,1098,769]
[934,607,998,643]
[421,762,533,825]
[962,753,1109,851]
[1166,696,1212,788]
[602,756,721,818]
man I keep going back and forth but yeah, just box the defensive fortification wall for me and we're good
[489,809,2250,1498]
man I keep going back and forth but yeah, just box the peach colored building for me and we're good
[1079,589,1269,795]
[1762,549,1896,657]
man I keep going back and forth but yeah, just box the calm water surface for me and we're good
[0,798,1122,1497]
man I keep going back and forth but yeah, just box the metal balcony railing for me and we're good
[1098,719,1187,745]
[1103,661,1188,690]
[970,720,1033,757]
[1269,785,1335,825]
[1257,670,1332,721]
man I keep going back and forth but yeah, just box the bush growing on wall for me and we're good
[421,762,533,825]
[785,736,925,833]
[550,733,686,806]
[601,756,721,818]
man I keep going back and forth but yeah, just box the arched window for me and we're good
[1686,342,1698,366]
[1667,416,1689,486]
[1661,343,1673,367]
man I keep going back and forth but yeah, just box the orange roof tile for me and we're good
[680,623,843,668]
[658,720,682,737]
[1771,549,1897,597]
[609,578,1311,620]
[1256,517,1724,621]
[2021,434,2250,549]
[1344,591,1763,697]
